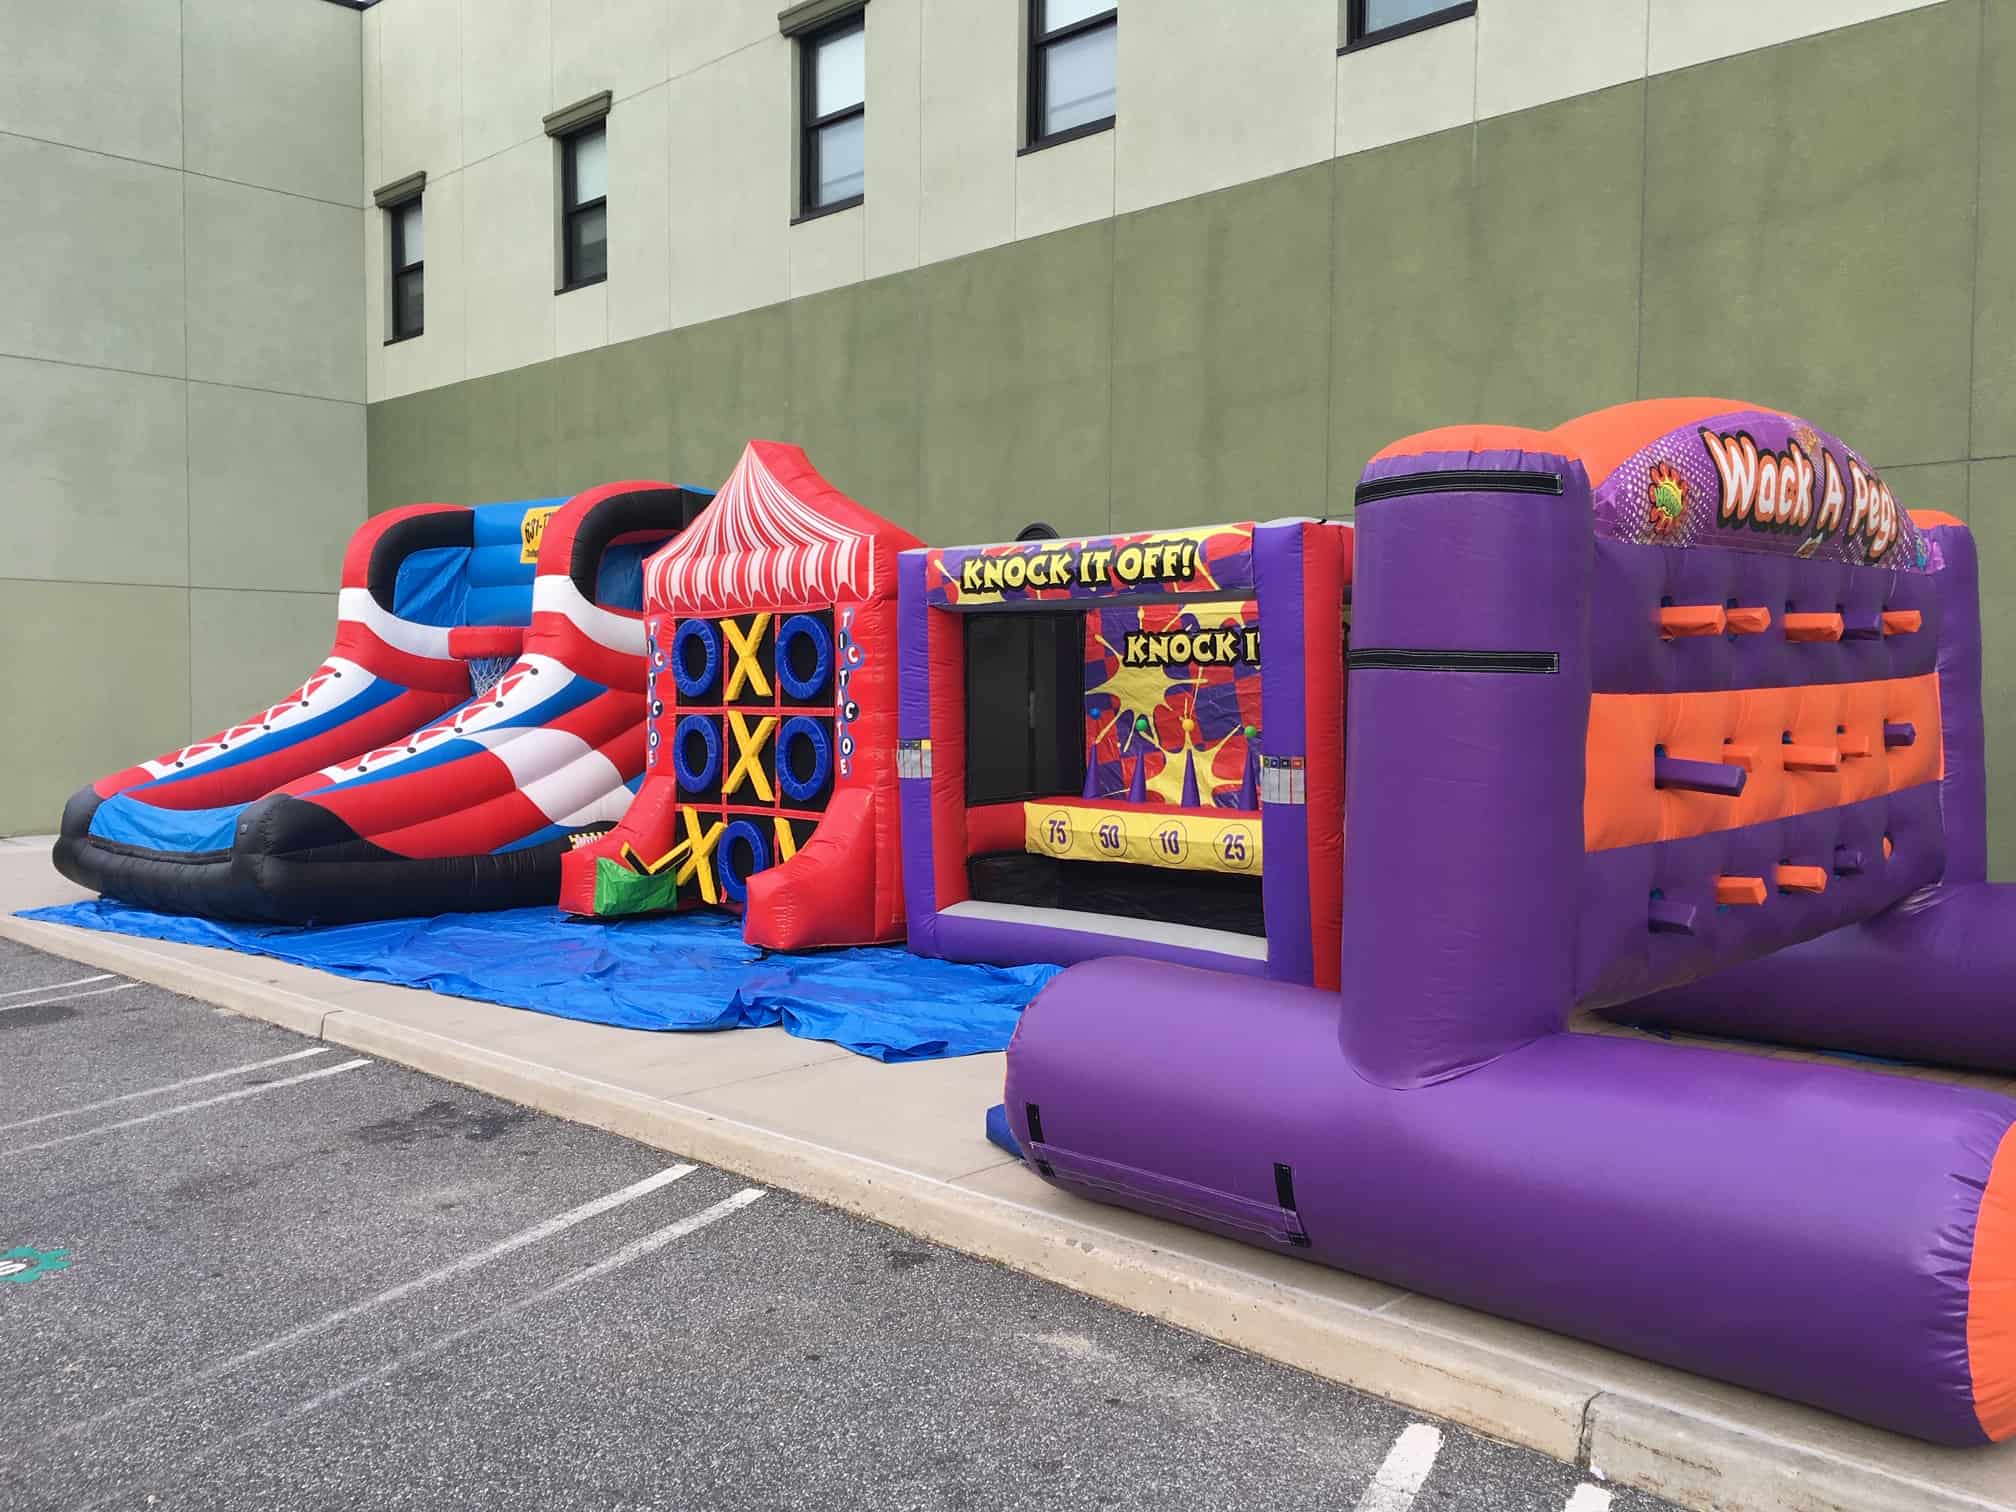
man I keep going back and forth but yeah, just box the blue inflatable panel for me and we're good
[392,545,472,627]
[983,1103,1022,1159]
[21,901,1060,1062]
[88,798,245,853]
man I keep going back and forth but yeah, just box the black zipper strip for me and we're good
[1354,468,1566,504]
[1348,648,1560,674]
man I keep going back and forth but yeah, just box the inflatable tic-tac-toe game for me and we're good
[560,441,922,949]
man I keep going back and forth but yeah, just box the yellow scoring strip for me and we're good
[1024,803,1261,878]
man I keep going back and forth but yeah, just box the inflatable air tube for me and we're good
[1005,957,2016,1445]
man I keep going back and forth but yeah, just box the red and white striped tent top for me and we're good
[642,441,921,615]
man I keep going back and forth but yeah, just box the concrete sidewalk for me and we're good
[5,834,2013,1512]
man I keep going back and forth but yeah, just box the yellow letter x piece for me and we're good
[771,815,799,864]
[723,711,777,802]
[676,807,724,905]
[722,613,773,702]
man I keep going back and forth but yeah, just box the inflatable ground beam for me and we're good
[999,399,2016,1444]
[559,441,922,950]
[899,518,1351,988]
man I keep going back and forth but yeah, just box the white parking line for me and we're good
[1564,1486,1613,1512]
[1355,1422,1443,1512]
[284,1187,764,1418]
[0,982,137,1013]
[46,1163,700,1446]
[1,1057,371,1159]
[0,973,112,999]
[0,1048,333,1136]
[70,1187,765,1511]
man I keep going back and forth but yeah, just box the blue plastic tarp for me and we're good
[19,901,1059,1063]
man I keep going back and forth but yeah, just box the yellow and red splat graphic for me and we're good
[1083,599,1261,807]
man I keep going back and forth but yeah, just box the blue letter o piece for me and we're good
[716,819,770,904]
[672,618,720,698]
[777,716,832,802]
[777,614,833,700]
[673,713,720,793]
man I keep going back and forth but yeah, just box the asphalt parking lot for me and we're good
[0,935,1676,1512]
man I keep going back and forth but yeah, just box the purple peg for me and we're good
[1654,753,1746,797]
[1648,897,1698,934]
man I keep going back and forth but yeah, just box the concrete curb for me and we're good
[4,910,2006,1512]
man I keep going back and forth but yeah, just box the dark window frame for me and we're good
[386,195,423,345]
[795,13,866,222]
[1340,0,1475,54]
[1024,1,1116,155]
[558,122,608,293]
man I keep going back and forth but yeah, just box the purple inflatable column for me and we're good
[1340,453,1593,1087]
[1254,521,1315,987]
[1921,518,1987,884]
[897,550,945,957]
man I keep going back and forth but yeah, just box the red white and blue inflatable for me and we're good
[55,482,709,920]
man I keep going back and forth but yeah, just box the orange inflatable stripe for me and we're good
[1550,397,1757,487]
[1970,1124,2016,1440]
[1585,672,1943,852]
[1714,876,1767,906]
[1369,423,1551,463]
[1912,509,1967,531]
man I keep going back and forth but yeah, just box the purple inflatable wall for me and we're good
[999,400,2016,1444]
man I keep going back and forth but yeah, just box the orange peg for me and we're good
[1721,742,1757,772]
[1781,743,1841,772]
[1775,865,1828,894]
[1658,604,1726,640]
[1724,606,1772,635]
[1783,612,1844,643]
[1839,731,1875,759]
[1881,609,1923,636]
[1883,835,1896,859]
[1716,876,1768,906]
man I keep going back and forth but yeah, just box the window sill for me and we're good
[555,273,608,295]
[383,330,423,346]
[791,194,864,226]
[1339,1,1474,54]
[1019,116,1114,157]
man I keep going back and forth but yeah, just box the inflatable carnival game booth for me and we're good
[561,441,922,950]
[997,399,2016,1447]
[55,482,711,920]
[899,519,1349,986]
[41,396,2016,1449]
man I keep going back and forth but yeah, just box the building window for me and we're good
[559,122,607,291]
[799,15,865,217]
[1027,0,1115,150]
[388,197,423,342]
[1342,0,1476,52]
